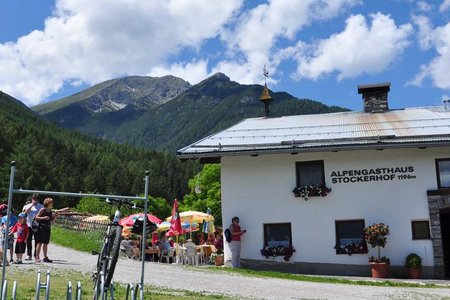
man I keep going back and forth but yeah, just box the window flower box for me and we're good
[292,184,332,200]
[260,245,296,261]
[334,239,368,255]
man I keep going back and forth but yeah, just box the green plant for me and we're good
[364,223,390,263]
[209,252,224,264]
[405,253,422,269]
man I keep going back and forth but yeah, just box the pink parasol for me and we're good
[118,213,162,227]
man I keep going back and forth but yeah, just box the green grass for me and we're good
[51,225,448,291]
[51,226,104,253]
[209,267,447,289]
[4,268,234,299]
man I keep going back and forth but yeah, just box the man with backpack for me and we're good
[228,216,246,268]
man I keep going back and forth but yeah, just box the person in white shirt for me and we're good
[22,194,44,261]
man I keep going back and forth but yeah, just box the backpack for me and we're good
[224,228,232,243]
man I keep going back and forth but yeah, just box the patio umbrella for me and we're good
[118,213,162,227]
[166,211,214,223]
[157,221,199,232]
[83,215,109,223]
[164,225,200,237]
[202,208,215,234]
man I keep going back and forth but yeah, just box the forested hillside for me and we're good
[0,91,200,209]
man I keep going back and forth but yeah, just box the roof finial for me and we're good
[263,65,269,86]
[260,65,272,118]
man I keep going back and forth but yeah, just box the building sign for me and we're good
[331,166,416,184]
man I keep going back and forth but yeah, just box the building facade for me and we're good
[178,84,450,278]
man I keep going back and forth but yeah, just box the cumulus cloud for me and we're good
[149,60,210,85]
[409,19,450,89]
[440,0,450,12]
[417,1,434,12]
[281,13,412,81]
[216,0,359,85]
[0,0,242,105]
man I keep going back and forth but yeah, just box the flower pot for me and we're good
[408,267,421,279]
[214,255,224,266]
[370,262,390,278]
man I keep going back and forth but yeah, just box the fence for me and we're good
[55,215,109,235]
[1,270,144,300]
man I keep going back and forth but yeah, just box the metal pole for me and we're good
[12,189,146,201]
[1,161,16,291]
[140,171,150,290]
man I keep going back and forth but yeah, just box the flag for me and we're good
[169,199,182,235]
[202,208,215,234]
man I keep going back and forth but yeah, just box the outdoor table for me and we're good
[144,247,160,261]
[196,244,217,263]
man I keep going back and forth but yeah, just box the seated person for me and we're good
[168,237,174,247]
[159,236,171,252]
[196,233,205,245]
[151,231,158,247]
[206,233,215,245]
[213,232,223,252]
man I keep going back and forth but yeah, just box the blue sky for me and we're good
[1,0,450,111]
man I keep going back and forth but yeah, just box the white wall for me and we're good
[221,147,450,267]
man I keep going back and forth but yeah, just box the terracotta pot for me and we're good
[214,255,224,266]
[370,262,390,278]
[408,267,421,279]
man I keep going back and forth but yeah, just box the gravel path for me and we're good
[8,243,450,299]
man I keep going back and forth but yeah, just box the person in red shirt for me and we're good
[229,216,246,268]
[9,212,29,264]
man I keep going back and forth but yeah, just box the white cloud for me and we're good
[149,60,210,85]
[0,0,243,106]
[215,0,359,85]
[440,0,450,12]
[282,13,412,81]
[410,20,450,89]
[417,1,433,12]
[413,15,435,50]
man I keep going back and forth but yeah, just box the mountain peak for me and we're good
[201,72,230,83]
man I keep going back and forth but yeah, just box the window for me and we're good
[263,223,292,248]
[296,160,325,187]
[335,220,368,255]
[411,221,431,240]
[436,159,450,189]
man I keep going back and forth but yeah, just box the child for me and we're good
[1,209,18,262]
[9,213,29,264]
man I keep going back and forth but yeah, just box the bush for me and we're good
[405,253,422,269]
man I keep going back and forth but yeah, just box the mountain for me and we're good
[34,75,190,114]
[0,90,199,209]
[34,73,348,152]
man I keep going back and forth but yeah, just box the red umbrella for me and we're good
[118,213,162,227]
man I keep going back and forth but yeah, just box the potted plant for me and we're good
[364,223,390,278]
[405,253,422,279]
[210,251,224,266]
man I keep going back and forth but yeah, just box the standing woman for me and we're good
[35,198,56,263]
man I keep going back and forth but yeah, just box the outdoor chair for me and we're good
[159,247,176,263]
[183,242,201,266]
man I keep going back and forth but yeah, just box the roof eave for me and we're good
[177,140,450,161]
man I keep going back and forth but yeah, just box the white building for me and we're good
[178,83,450,278]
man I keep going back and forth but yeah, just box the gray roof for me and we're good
[177,106,450,159]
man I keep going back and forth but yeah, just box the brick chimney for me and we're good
[357,82,390,113]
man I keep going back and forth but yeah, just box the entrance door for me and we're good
[440,207,450,277]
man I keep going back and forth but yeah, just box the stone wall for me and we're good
[427,189,450,278]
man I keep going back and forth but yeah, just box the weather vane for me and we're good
[263,65,269,85]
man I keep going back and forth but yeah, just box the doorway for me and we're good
[440,207,450,277]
